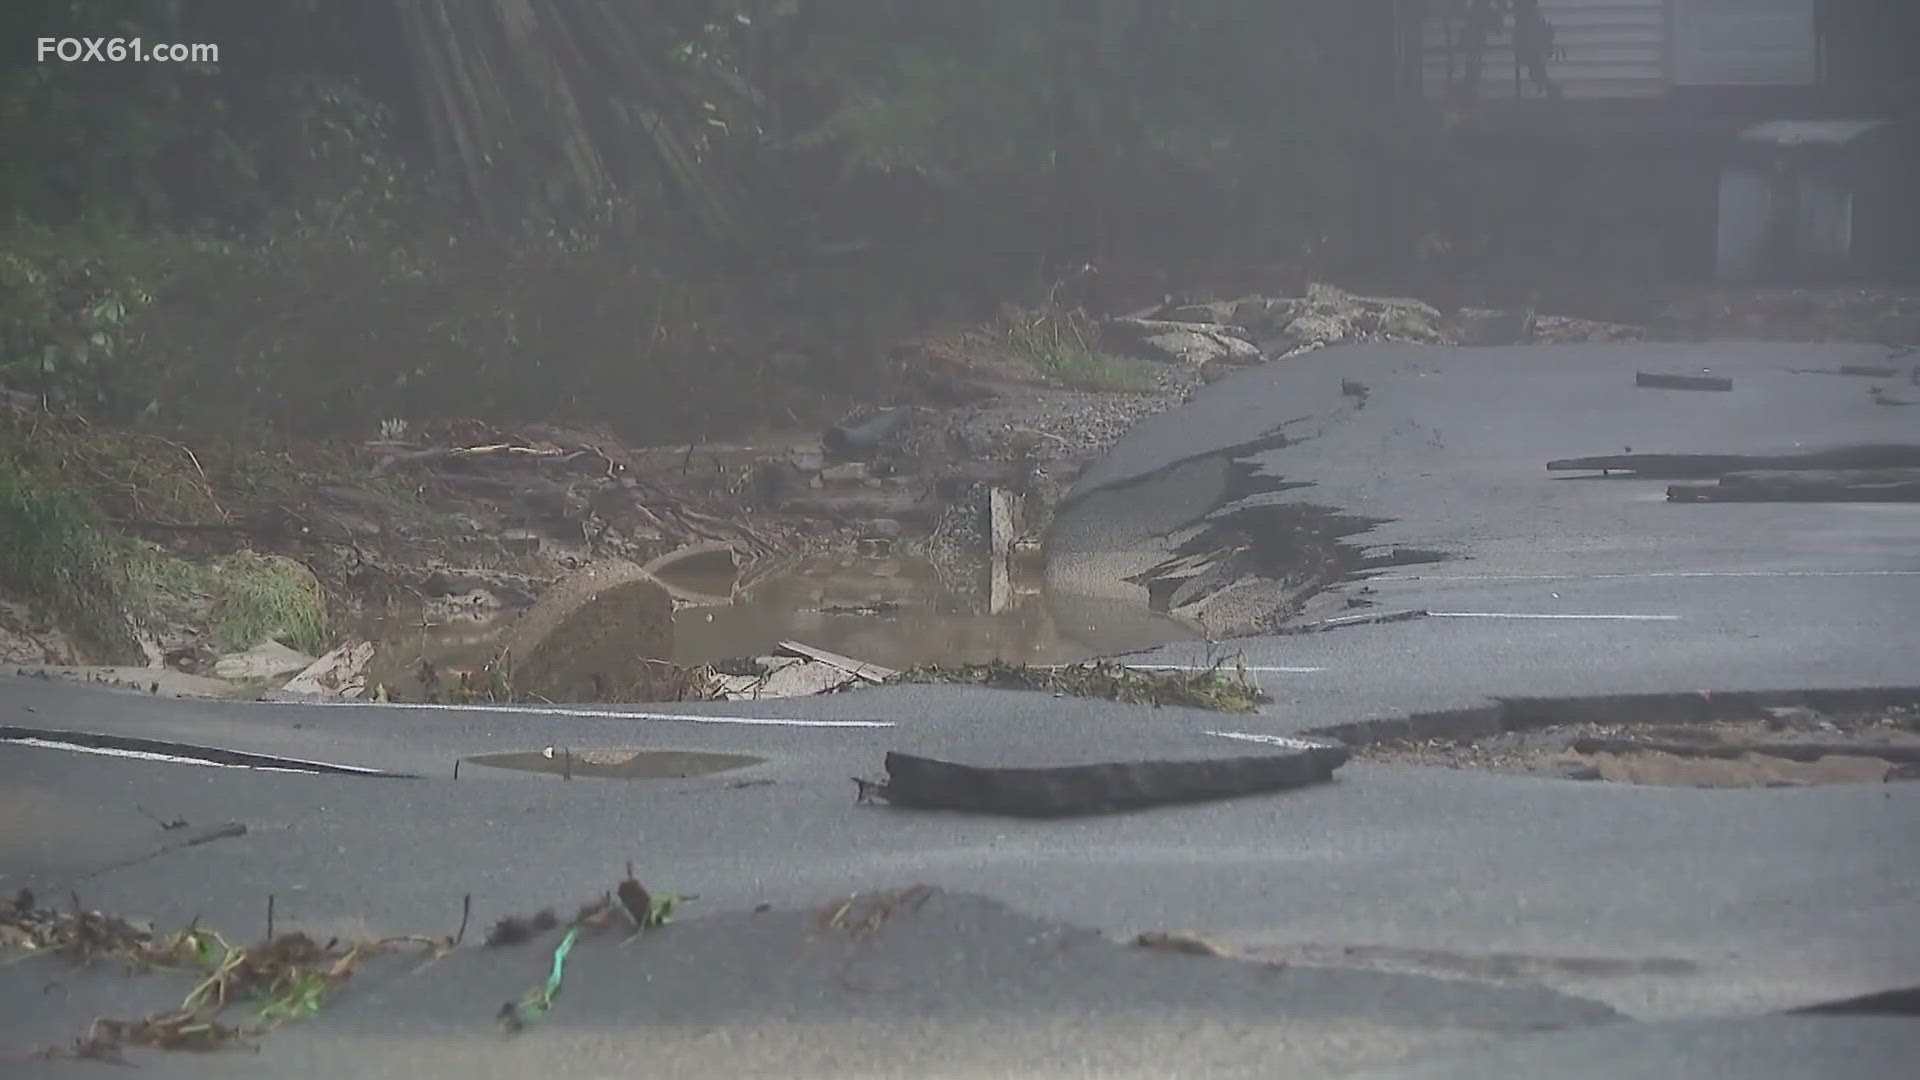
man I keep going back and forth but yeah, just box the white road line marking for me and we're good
[1126,664,1326,673]
[1382,570,1920,583]
[4,736,315,772]
[1038,664,1325,673]
[1426,612,1681,621]
[292,699,894,728]
[1206,731,1337,750]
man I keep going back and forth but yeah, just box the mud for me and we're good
[1352,701,1920,788]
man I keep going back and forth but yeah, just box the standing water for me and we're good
[357,555,1194,699]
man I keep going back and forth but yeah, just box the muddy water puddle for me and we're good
[358,555,1193,700]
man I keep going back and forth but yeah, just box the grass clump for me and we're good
[893,656,1269,713]
[0,470,144,662]
[208,550,330,655]
[976,305,1153,391]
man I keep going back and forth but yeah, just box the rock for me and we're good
[214,640,319,681]
[1161,303,1228,324]
[1376,306,1448,342]
[715,656,864,700]
[420,566,548,605]
[1763,706,1830,731]
[857,518,905,540]
[500,529,542,555]
[1101,318,1264,366]
[1280,312,1349,348]
[1450,307,1531,346]
[823,408,912,456]
[819,461,869,484]
[277,640,375,699]
[1230,297,1277,330]
[1533,314,1647,344]
[498,559,674,702]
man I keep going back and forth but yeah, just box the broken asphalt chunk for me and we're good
[1547,445,1920,479]
[869,743,1349,817]
[1636,371,1733,391]
[1667,468,1920,503]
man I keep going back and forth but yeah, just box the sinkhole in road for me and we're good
[1318,688,1920,788]
[462,748,763,780]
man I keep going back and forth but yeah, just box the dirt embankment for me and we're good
[5,282,1914,698]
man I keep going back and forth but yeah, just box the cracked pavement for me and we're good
[4,340,1919,1076]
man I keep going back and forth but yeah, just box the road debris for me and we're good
[774,640,896,683]
[1133,931,1235,958]
[1635,371,1734,391]
[1668,468,1920,503]
[866,741,1349,817]
[891,657,1268,712]
[1547,445,1920,479]
[1354,701,1920,787]
[15,892,462,1062]
[495,865,687,1032]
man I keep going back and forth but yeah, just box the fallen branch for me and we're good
[372,444,609,477]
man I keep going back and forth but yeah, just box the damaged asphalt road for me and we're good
[5,339,1920,1076]
[3,673,1918,1076]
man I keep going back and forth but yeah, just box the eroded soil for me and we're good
[1357,704,1920,787]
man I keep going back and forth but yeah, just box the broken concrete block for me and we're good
[214,640,318,681]
[277,640,375,699]
[499,559,674,702]
[819,461,869,484]
[1100,319,1263,366]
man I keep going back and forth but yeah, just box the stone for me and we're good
[1100,318,1261,365]
[1282,312,1349,347]
[214,640,319,681]
[819,461,869,484]
[1450,307,1531,346]
[277,640,375,699]
[498,559,674,703]
[500,529,542,555]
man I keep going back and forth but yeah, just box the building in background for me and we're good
[1391,0,1919,290]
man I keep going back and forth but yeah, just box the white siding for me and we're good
[1671,0,1816,86]
[1422,0,1669,101]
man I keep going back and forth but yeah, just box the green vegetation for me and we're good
[4,892,457,1061]
[976,305,1154,391]
[894,657,1269,713]
[1,1,1420,439]
[0,471,142,662]
[207,551,330,656]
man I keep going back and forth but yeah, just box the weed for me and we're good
[208,550,331,655]
[8,890,456,1061]
[975,304,1152,391]
[0,470,142,662]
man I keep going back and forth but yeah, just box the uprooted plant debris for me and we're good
[7,891,460,1063]
[891,657,1269,713]
[489,863,687,1032]
[10,865,695,1057]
